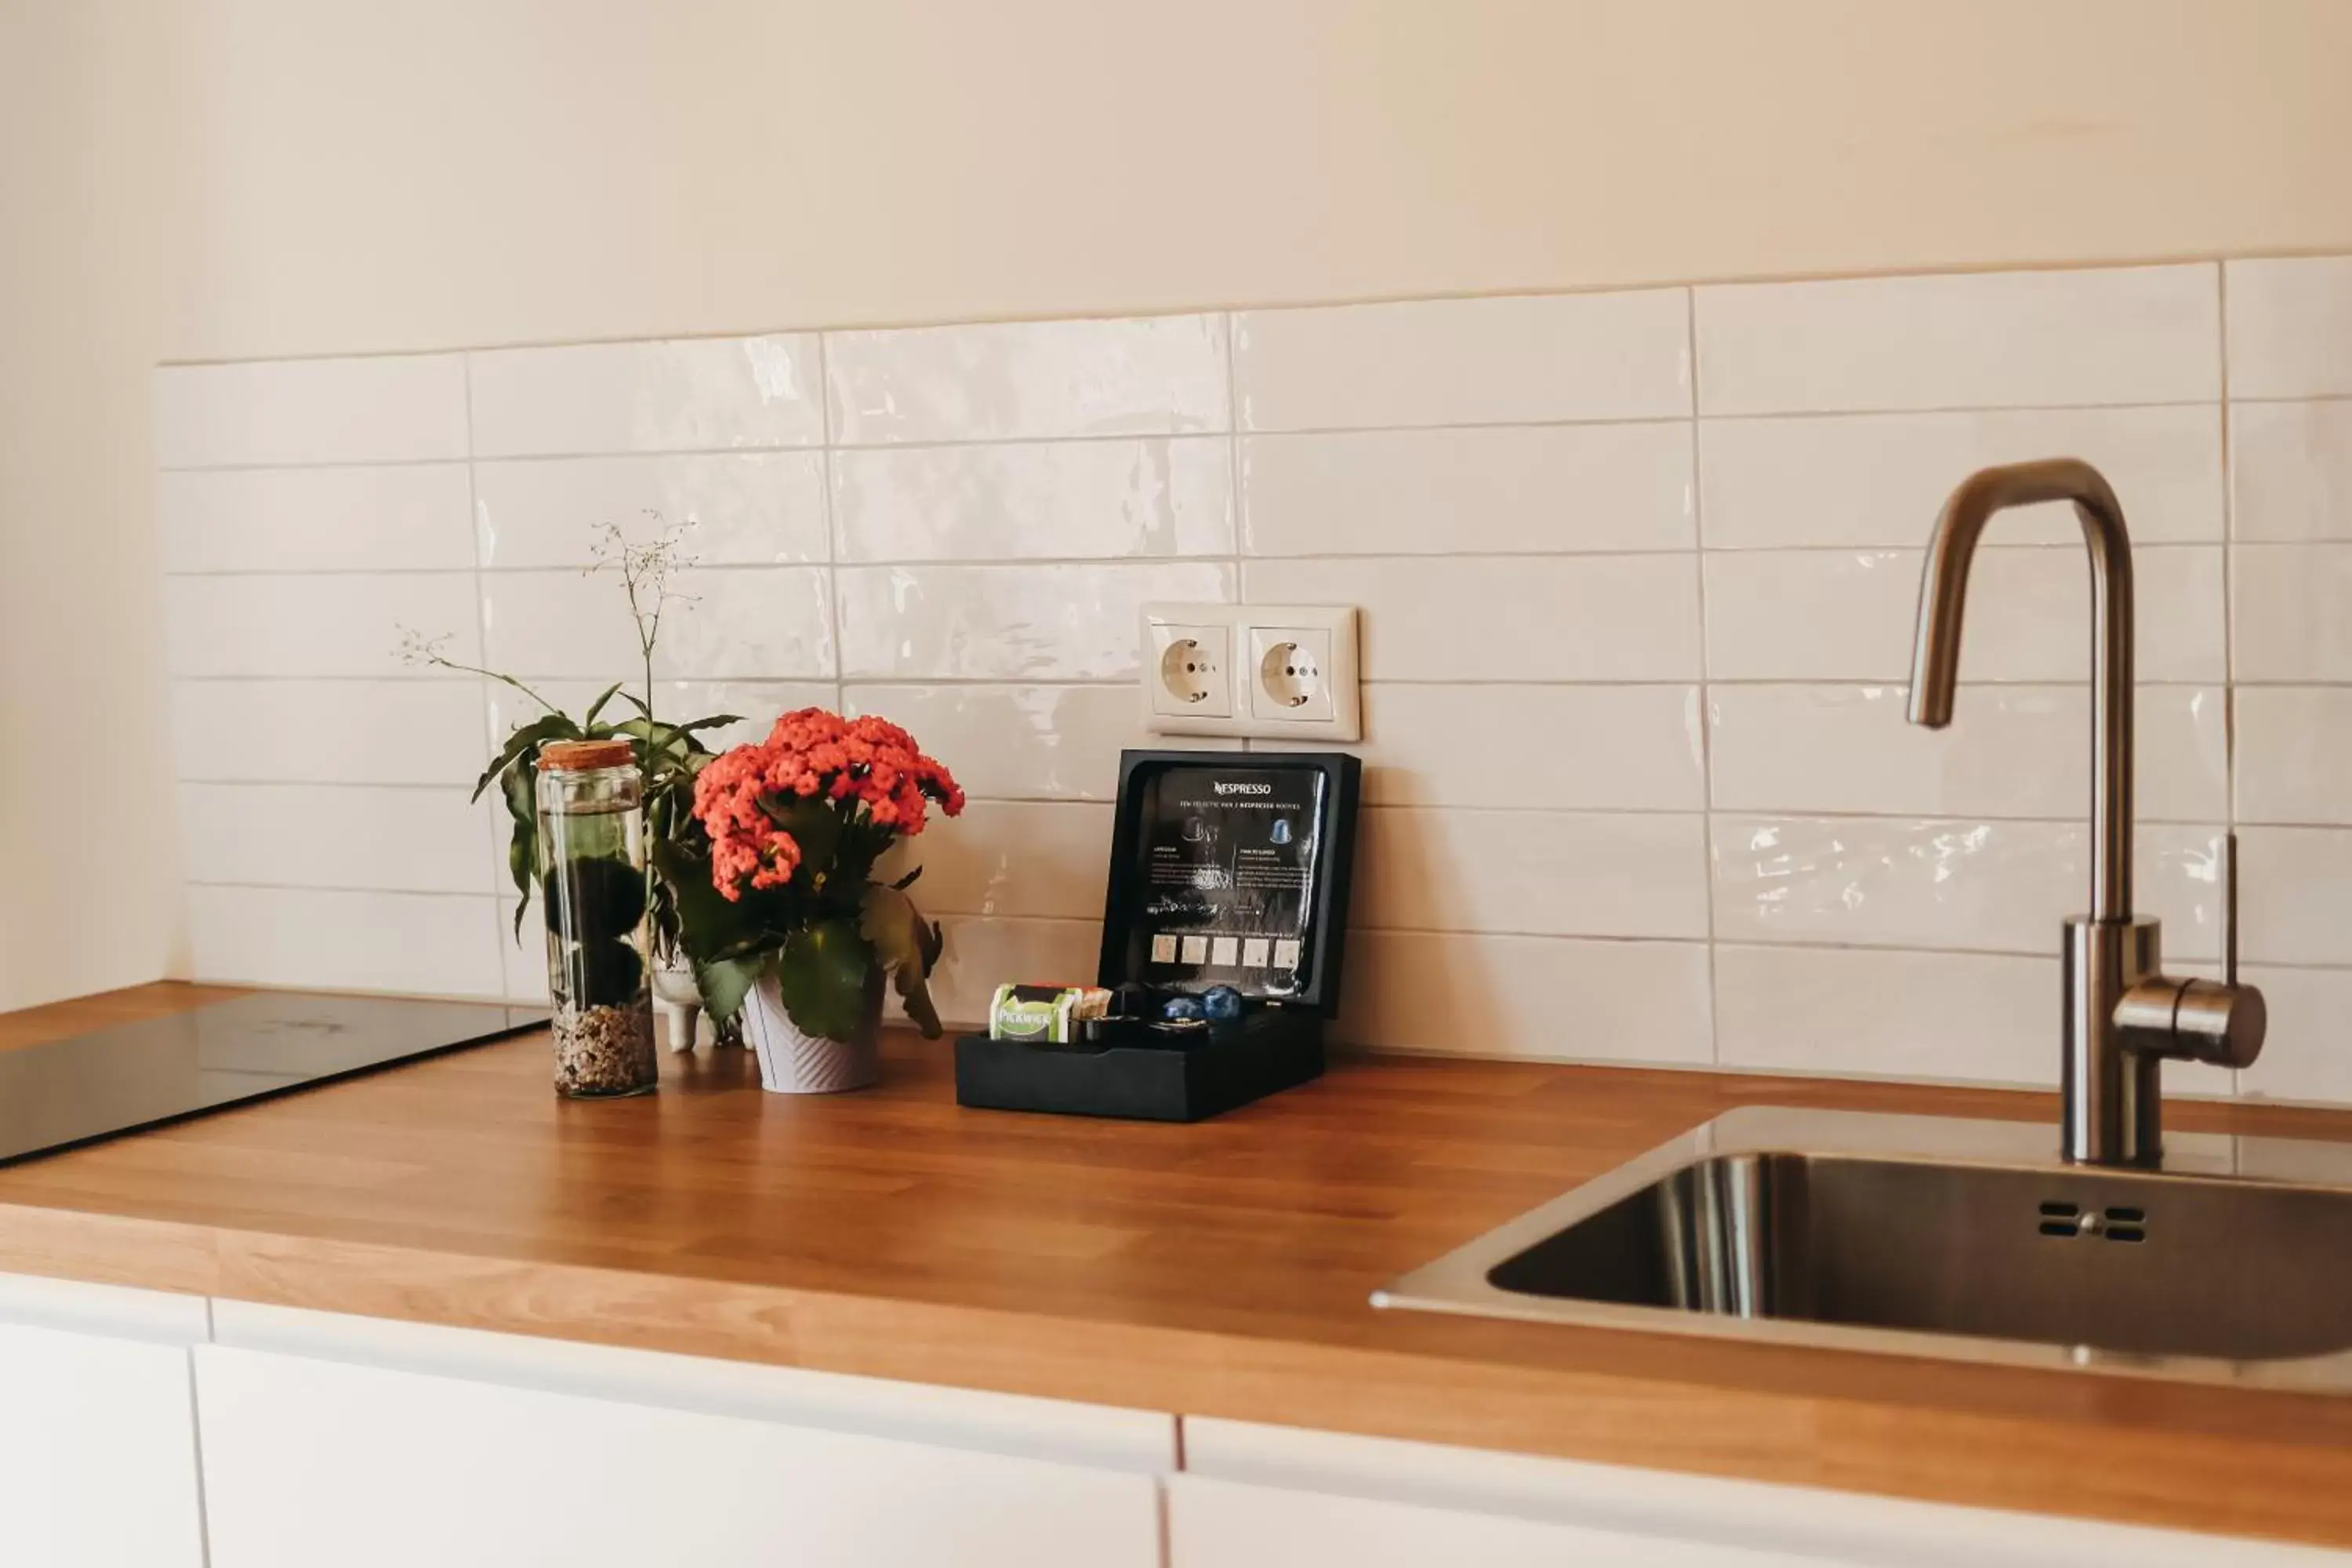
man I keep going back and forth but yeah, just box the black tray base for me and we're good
[953,1007,1323,1123]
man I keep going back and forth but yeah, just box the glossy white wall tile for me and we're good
[1247,555,1700,682]
[1707,684,2227,822]
[2231,544,2352,681]
[165,573,480,678]
[837,561,1231,681]
[2225,257,2352,400]
[833,437,1232,562]
[473,453,829,568]
[840,684,1229,801]
[916,917,1104,1028]
[467,336,822,457]
[1240,423,1694,556]
[1703,545,2223,683]
[826,315,1228,445]
[171,679,488,786]
[159,464,475,573]
[2238,966,2352,1103]
[2236,827,2352,967]
[1356,685,1704,811]
[1234,291,1690,430]
[152,250,2352,1105]
[1711,815,2223,959]
[1354,808,1710,940]
[1697,405,2222,549]
[178,783,495,895]
[899,802,1115,920]
[2229,400,2352,542]
[2235,687,2352,827]
[1338,931,1711,1065]
[1714,945,2059,1086]
[481,567,834,681]
[186,885,503,998]
[1694,265,2219,415]
[154,355,468,468]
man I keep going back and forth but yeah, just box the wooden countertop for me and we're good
[6,983,2352,1548]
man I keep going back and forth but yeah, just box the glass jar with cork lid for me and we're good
[536,739,657,1098]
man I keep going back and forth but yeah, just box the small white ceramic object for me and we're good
[651,959,702,1054]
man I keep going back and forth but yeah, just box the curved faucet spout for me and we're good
[1907,459,2134,923]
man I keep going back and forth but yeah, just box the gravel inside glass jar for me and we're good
[537,740,657,1098]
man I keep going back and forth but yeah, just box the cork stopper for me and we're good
[537,739,635,772]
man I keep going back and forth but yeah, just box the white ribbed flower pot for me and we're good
[741,970,883,1094]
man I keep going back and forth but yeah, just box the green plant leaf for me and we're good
[500,762,539,915]
[648,836,776,957]
[890,864,924,891]
[859,884,942,1037]
[692,954,766,1023]
[760,795,844,897]
[472,713,579,802]
[581,681,627,728]
[773,918,874,1041]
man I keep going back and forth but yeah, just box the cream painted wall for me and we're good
[167,0,2352,359]
[5,0,2352,1009]
[0,2,191,1007]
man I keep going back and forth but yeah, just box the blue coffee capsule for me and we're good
[1161,993,1206,1022]
[1200,985,1245,1022]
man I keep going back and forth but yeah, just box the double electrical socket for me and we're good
[1141,602,1362,742]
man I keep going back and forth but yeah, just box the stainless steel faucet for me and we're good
[1907,459,2265,1166]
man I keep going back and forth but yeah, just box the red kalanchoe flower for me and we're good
[690,707,964,901]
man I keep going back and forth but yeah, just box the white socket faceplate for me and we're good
[1141,603,1360,741]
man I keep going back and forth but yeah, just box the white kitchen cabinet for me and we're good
[0,1272,209,1568]
[1171,1417,2352,1568]
[196,1304,1171,1568]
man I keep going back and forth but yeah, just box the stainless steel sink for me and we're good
[1374,1108,2352,1390]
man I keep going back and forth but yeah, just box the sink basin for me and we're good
[1373,1108,2352,1390]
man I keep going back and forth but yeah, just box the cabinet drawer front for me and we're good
[0,1319,206,1568]
[197,1345,1162,1568]
[1168,1475,1848,1568]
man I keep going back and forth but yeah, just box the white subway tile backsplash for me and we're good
[1354,808,1710,940]
[2229,400,2352,542]
[186,885,504,998]
[159,464,475,574]
[826,315,1228,445]
[495,903,550,1006]
[147,252,2352,1109]
[179,783,495,895]
[1708,684,2227,822]
[1338,931,1711,1065]
[1694,265,2220,415]
[483,679,833,755]
[2226,257,2352,400]
[833,437,1232,563]
[1246,554,1700,682]
[2235,687,2352,826]
[1715,945,2058,1087]
[837,561,1232,681]
[1357,684,1704,811]
[473,453,828,568]
[1704,545,2224,683]
[481,568,833,682]
[1698,405,2223,549]
[171,678,488,786]
[2238,966,2352,1103]
[919,916,1104,1027]
[468,336,821,457]
[1240,423,1695,557]
[2238,826,2352,967]
[2232,544,2352,682]
[1234,290,1690,431]
[1711,815,2223,959]
[841,684,1232,801]
[898,802,1113,920]
[153,355,468,469]
[165,573,481,679]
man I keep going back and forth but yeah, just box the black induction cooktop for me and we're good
[0,991,544,1165]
